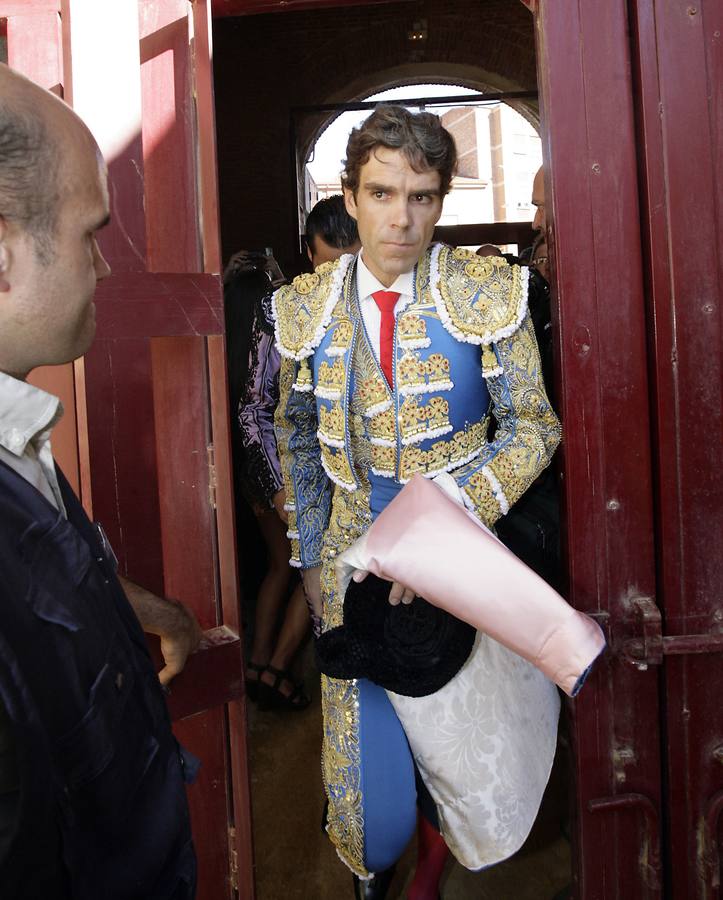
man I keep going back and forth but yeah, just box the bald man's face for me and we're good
[0,74,111,378]
[532,167,546,235]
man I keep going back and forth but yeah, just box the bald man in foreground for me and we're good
[0,65,200,899]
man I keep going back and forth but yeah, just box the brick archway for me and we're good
[214,0,538,269]
[298,62,540,174]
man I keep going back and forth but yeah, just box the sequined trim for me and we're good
[460,470,501,526]
[398,418,488,483]
[319,483,372,878]
[398,395,452,446]
[272,254,355,360]
[397,312,431,350]
[320,443,357,491]
[358,374,391,419]
[430,243,529,347]
[397,351,454,398]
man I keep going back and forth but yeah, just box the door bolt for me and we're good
[613,745,636,783]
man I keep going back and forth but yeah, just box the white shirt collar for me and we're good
[0,371,63,457]
[356,251,415,302]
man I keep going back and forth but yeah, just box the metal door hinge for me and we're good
[207,443,217,510]
[228,825,239,892]
[622,596,723,669]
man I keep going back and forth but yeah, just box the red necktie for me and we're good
[371,290,400,387]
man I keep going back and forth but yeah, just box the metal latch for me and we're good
[622,596,723,670]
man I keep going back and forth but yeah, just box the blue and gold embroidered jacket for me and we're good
[272,243,561,570]
[272,243,561,877]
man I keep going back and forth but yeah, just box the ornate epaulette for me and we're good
[429,244,528,376]
[272,254,355,361]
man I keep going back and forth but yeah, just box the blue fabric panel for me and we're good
[368,474,404,521]
[357,679,417,872]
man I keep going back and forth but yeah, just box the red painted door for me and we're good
[537,2,664,896]
[538,0,723,897]
[630,2,723,897]
[5,3,254,899]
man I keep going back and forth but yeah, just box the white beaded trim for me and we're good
[325,346,348,357]
[283,502,296,512]
[430,243,529,346]
[286,529,300,540]
[320,454,357,491]
[398,442,485,484]
[370,467,395,478]
[363,399,393,418]
[272,252,355,360]
[399,337,431,350]
[317,430,345,449]
[400,424,453,446]
[370,437,395,447]
[289,557,303,568]
[398,380,454,397]
[314,386,342,401]
[482,464,510,515]
[292,381,313,392]
[482,365,503,380]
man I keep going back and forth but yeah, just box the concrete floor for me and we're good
[247,656,572,900]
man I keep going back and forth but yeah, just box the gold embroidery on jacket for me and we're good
[398,395,453,445]
[397,312,430,349]
[318,402,345,446]
[316,357,345,400]
[326,317,354,356]
[398,418,488,482]
[319,476,372,879]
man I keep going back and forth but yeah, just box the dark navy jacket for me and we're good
[0,460,196,899]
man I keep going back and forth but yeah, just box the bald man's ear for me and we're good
[0,217,11,294]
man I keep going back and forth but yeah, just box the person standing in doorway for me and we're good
[273,106,560,899]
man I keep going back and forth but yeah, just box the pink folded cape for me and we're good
[360,475,605,697]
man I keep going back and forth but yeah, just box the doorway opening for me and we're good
[299,82,542,261]
[212,4,570,897]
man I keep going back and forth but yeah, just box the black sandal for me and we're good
[245,661,266,702]
[257,665,311,711]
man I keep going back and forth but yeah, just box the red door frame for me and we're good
[537,2,664,897]
[4,4,254,899]
[630,2,723,897]
[8,1,722,897]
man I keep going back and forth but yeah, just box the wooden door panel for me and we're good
[175,708,235,900]
[630,2,723,897]
[5,8,63,94]
[84,333,166,591]
[536,1,663,897]
[151,334,219,626]
[56,3,255,896]
[211,0,411,16]
[139,0,202,272]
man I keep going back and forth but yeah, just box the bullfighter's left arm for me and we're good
[433,246,561,528]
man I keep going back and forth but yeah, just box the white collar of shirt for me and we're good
[355,252,415,360]
[0,371,63,457]
[356,251,415,304]
[0,370,66,514]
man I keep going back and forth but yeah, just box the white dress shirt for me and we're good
[353,251,469,508]
[0,371,66,515]
[356,252,415,360]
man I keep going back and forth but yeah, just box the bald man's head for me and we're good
[0,65,95,263]
[0,65,110,378]
[532,166,546,235]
